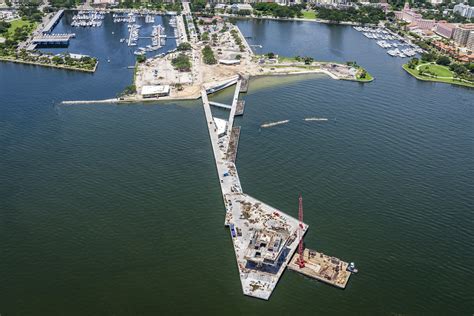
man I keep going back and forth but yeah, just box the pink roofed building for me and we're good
[435,21,457,39]
[395,2,436,31]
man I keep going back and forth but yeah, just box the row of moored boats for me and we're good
[71,11,105,27]
[353,26,423,58]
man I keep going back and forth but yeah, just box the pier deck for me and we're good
[201,81,307,300]
[288,249,352,289]
[43,10,64,34]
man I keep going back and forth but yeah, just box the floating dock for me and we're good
[240,74,250,93]
[235,100,245,116]
[288,248,352,289]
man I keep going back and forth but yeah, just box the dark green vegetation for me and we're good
[404,57,474,88]
[119,84,137,97]
[346,60,373,81]
[201,45,216,64]
[1,51,98,71]
[0,0,41,53]
[190,0,206,12]
[277,54,316,64]
[230,29,245,52]
[136,54,146,63]
[313,6,385,24]
[0,20,36,45]
[253,3,305,18]
[177,42,191,51]
[0,20,11,35]
[192,16,201,40]
[118,0,181,13]
[171,53,191,71]
[18,0,43,22]
[48,0,77,9]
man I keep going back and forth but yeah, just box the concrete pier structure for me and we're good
[201,82,308,300]
[32,33,75,47]
[209,101,231,110]
[43,10,64,34]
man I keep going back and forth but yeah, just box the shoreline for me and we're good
[61,69,370,105]
[0,56,98,73]
[402,64,474,89]
[217,13,375,26]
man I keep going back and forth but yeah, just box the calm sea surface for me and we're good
[1,16,473,315]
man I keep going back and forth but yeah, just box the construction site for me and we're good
[201,76,357,300]
[131,14,367,102]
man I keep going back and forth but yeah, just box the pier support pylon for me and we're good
[297,194,305,268]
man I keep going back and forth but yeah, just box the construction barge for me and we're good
[288,248,355,289]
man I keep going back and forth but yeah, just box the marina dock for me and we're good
[288,249,352,289]
[32,33,75,47]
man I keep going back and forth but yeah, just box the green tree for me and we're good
[202,45,217,64]
[177,42,192,51]
[172,53,192,71]
[436,55,451,66]
[136,54,146,63]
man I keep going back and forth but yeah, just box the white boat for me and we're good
[304,117,328,122]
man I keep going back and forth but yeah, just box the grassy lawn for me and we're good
[356,70,373,82]
[403,64,474,88]
[302,10,316,19]
[277,55,299,63]
[6,19,36,39]
[418,63,453,78]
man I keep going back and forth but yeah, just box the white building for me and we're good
[141,85,170,98]
[213,117,228,137]
[453,3,474,19]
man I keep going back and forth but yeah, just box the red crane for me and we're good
[297,193,305,268]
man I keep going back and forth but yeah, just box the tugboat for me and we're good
[347,262,358,273]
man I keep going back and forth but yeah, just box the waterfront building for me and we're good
[435,21,457,38]
[395,2,436,32]
[453,23,474,47]
[141,85,170,98]
[453,3,474,19]
[93,0,117,7]
[433,40,474,61]
[230,3,253,12]
[0,9,19,21]
[310,0,348,6]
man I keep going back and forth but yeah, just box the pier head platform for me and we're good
[288,249,353,289]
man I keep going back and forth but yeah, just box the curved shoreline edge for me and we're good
[402,64,474,89]
[0,57,98,73]
[61,69,372,105]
